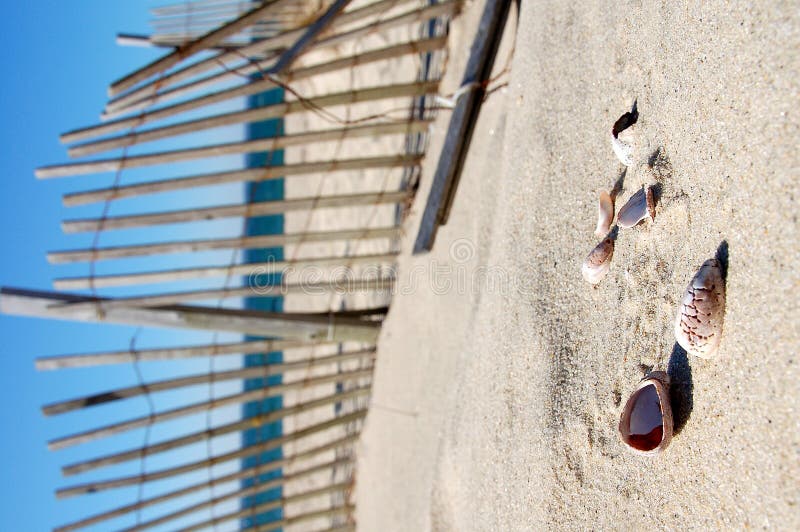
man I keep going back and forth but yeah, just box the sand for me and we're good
[356,0,800,529]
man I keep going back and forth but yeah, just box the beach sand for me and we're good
[357,0,800,529]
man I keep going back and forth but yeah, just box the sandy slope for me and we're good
[357,0,800,529]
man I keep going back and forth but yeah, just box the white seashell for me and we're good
[611,131,635,166]
[582,237,614,284]
[611,111,638,166]
[618,371,673,456]
[595,191,615,236]
[617,186,655,228]
[674,258,726,358]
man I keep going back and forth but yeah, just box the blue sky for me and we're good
[0,3,253,530]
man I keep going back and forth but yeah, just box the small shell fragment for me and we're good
[611,111,638,167]
[595,191,615,236]
[674,258,726,358]
[618,186,655,228]
[582,237,614,284]
[618,371,673,456]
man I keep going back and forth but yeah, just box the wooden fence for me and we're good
[0,1,458,530]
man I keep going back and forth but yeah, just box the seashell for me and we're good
[674,258,726,358]
[595,191,615,236]
[618,371,673,456]
[617,186,655,228]
[582,237,614,284]
[611,110,638,166]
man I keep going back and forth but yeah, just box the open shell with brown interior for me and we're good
[618,371,673,456]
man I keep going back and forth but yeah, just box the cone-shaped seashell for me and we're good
[582,237,614,284]
[595,191,615,236]
[618,371,673,456]
[611,110,638,166]
[674,258,726,358]
[617,186,655,228]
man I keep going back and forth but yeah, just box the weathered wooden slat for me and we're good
[150,0,262,16]
[150,4,283,26]
[150,0,260,16]
[47,277,395,313]
[268,0,352,75]
[106,0,424,113]
[62,387,370,476]
[36,338,339,370]
[119,458,350,532]
[42,348,375,415]
[108,0,292,96]
[180,482,350,532]
[414,0,512,253]
[255,503,356,532]
[63,127,428,206]
[73,81,439,158]
[252,505,355,532]
[62,190,408,233]
[1,287,382,342]
[56,410,366,497]
[53,436,356,529]
[48,226,400,263]
[106,0,458,118]
[57,37,444,147]
[49,368,372,449]
[57,125,430,194]
[53,251,399,290]
[151,0,348,113]
[63,156,415,209]
[150,19,285,34]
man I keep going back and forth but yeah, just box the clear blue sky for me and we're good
[0,3,250,530]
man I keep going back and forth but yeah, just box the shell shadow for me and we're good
[715,240,729,281]
[667,343,693,435]
[650,182,664,208]
[610,167,626,200]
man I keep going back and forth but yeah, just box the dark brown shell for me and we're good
[618,371,673,456]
